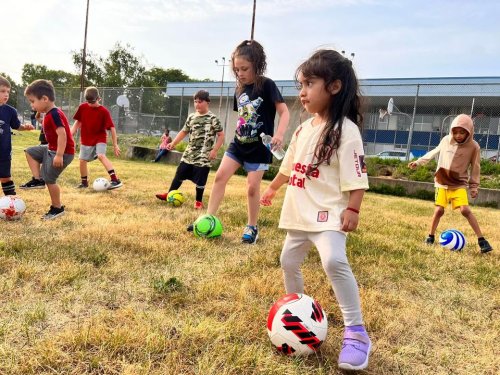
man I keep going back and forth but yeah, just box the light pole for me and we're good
[215,57,230,120]
[80,0,90,102]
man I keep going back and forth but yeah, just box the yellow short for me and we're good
[435,187,469,209]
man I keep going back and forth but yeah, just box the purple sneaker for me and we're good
[338,329,372,370]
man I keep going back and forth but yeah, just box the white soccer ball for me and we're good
[0,195,27,221]
[439,229,466,251]
[267,293,328,356]
[93,178,110,192]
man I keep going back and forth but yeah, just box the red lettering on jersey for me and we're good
[292,162,320,178]
[353,151,361,177]
[289,174,306,189]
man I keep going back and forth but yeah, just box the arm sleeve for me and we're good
[51,109,65,128]
[415,138,444,165]
[73,105,82,121]
[338,137,370,192]
[103,107,115,129]
[213,115,223,133]
[265,78,285,104]
[181,114,193,133]
[468,145,481,189]
[10,108,21,130]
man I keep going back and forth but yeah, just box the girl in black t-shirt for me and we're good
[196,40,290,244]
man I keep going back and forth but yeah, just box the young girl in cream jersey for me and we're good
[261,49,371,371]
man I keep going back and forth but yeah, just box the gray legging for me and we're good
[280,230,363,326]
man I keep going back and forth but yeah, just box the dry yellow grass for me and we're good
[0,132,498,374]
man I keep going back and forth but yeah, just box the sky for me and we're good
[2,0,500,85]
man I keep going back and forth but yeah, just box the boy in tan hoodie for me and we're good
[408,114,493,253]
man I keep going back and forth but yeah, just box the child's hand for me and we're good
[408,161,418,169]
[340,209,359,232]
[166,142,174,151]
[21,124,35,131]
[271,133,284,150]
[470,188,478,198]
[114,144,121,157]
[209,149,217,160]
[53,155,63,168]
[260,187,276,206]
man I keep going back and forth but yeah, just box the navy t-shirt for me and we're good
[228,77,284,164]
[0,104,21,161]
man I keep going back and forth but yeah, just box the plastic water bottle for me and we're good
[260,133,285,160]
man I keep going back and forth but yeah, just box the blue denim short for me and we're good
[224,151,269,172]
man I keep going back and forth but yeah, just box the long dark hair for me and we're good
[231,40,267,96]
[295,49,363,176]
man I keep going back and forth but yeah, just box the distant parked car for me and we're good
[366,150,415,161]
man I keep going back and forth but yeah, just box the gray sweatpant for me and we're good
[280,230,363,326]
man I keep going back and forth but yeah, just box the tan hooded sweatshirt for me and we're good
[413,114,481,191]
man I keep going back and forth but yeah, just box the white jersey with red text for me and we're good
[278,117,369,232]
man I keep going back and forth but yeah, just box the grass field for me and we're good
[1,131,499,375]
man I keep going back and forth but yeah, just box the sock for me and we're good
[195,185,205,202]
[478,237,485,242]
[428,234,435,238]
[2,181,16,195]
[345,325,367,335]
[81,176,88,186]
[107,169,118,182]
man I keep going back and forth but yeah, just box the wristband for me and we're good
[346,207,360,214]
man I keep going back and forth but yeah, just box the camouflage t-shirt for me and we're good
[181,111,223,167]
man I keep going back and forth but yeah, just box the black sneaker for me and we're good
[42,205,65,220]
[76,183,88,189]
[479,239,493,254]
[187,224,194,232]
[20,178,45,189]
[108,179,123,190]
[425,235,435,245]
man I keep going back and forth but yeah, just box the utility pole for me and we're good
[80,0,90,102]
[251,0,256,40]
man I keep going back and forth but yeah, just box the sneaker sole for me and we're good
[481,247,493,254]
[42,211,65,220]
[242,232,259,245]
[338,341,372,371]
[107,183,123,190]
[21,185,46,189]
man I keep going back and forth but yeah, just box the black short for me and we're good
[174,161,210,187]
[0,160,11,178]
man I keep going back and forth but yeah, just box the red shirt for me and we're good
[43,108,75,155]
[73,103,115,146]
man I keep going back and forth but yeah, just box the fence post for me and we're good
[178,87,184,130]
[406,84,420,161]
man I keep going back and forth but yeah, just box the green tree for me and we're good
[21,64,79,87]
[145,67,193,86]
[102,42,146,87]
[72,50,105,87]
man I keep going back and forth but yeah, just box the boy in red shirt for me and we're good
[21,79,75,220]
[71,87,122,189]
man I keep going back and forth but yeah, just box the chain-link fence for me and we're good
[15,81,500,161]
[362,83,500,161]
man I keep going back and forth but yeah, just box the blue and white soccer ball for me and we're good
[439,229,466,251]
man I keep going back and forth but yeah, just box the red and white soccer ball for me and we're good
[267,293,328,356]
[0,195,27,221]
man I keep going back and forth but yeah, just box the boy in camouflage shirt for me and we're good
[156,90,224,209]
